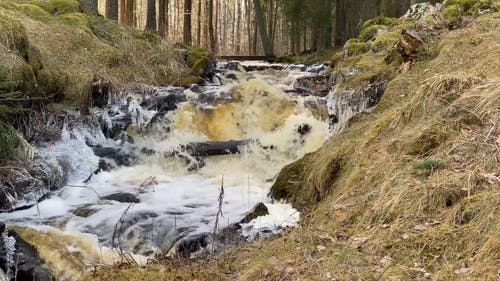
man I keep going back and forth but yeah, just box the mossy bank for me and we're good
[0,0,199,106]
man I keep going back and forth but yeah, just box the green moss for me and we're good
[362,16,399,30]
[344,39,367,56]
[359,24,388,42]
[174,75,202,88]
[446,0,480,12]
[330,51,344,67]
[470,0,500,13]
[57,13,92,34]
[186,47,210,67]
[29,0,80,16]
[17,4,52,22]
[371,31,399,52]
[192,56,211,76]
[444,5,461,21]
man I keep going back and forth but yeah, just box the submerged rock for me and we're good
[92,146,137,167]
[101,192,139,203]
[239,202,269,224]
[0,224,53,281]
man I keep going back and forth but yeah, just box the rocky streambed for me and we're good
[1,60,387,280]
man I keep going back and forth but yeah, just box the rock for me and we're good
[243,65,285,72]
[141,88,187,113]
[176,233,211,258]
[0,159,66,212]
[293,75,331,97]
[0,226,53,281]
[101,192,139,203]
[328,80,388,133]
[182,140,252,157]
[239,203,269,224]
[89,74,113,108]
[225,73,238,80]
[397,29,424,61]
[100,112,132,139]
[350,237,368,249]
[92,146,137,167]
[221,61,243,71]
[297,124,312,136]
[73,205,100,218]
[402,2,446,25]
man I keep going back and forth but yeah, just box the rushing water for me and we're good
[0,62,331,270]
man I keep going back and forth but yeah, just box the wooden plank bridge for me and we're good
[216,55,277,62]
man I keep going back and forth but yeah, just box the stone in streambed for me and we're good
[239,202,269,225]
[0,224,53,281]
[101,192,139,203]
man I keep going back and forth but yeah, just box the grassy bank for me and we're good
[88,8,499,281]
[0,0,191,106]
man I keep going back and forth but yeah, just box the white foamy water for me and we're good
[1,62,331,268]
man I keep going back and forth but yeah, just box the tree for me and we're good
[125,0,135,26]
[105,0,119,20]
[252,0,273,57]
[208,0,216,52]
[145,0,156,32]
[158,0,168,37]
[183,0,192,45]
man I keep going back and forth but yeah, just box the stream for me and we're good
[0,61,333,269]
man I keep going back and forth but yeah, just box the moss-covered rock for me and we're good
[371,30,399,52]
[359,24,388,42]
[361,16,399,30]
[185,47,215,78]
[174,75,202,88]
[344,39,367,56]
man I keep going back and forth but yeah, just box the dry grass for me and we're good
[0,0,190,105]
[87,14,500,281]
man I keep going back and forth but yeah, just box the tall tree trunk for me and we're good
[196,0,202,46]
[252,0,273,57]
[145,0,157,32]
[125,0,135,26]
[119,0,126,23]
[208,0,216,52]
[105,0,119,20]
[183,0,192,45]
[335,0,346,45]
[158,0,167,37]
